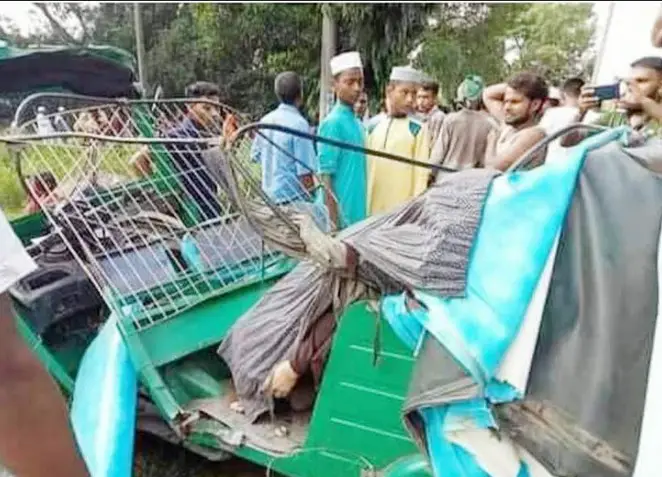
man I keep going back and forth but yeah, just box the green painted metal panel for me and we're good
[296,301,420,475]
[181,301,427,477]
[10,212,48,246]
[0,40,136,74]
[162,353,228,403]
[135,271,286,368]
[10,213,78,396]
[15,312,76,395]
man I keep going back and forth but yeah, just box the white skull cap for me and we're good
[390,66,426,84]
[330,51,363,76]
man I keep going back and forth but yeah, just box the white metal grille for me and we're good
[6,98,331,330]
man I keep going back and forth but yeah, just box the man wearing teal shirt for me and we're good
[318,51,367,230]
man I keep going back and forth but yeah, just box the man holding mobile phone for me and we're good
[561,56,662,147]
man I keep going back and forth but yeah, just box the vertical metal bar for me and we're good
[319,4,337,122]
[134,3,148,95]
[592,1,615,84]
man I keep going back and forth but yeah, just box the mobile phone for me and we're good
[593,82,621,101]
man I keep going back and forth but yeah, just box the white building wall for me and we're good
[594,2,662,84]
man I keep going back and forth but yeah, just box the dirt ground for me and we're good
[134,432,276,477]
[0,433,272,477]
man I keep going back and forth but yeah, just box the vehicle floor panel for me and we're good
[186,390,310,457]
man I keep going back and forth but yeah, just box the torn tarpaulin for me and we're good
[496,135,662,477]
[385,128,648,477]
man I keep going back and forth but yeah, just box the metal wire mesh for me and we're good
[6,94,448,331]
[12,93,248,138]
[5,98,331,330]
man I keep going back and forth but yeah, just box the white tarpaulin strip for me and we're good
[631,221,662,477]
[445,233,560,477]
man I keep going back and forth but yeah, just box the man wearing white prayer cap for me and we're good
[329,51,362,76]
[317,51,367,230]
[265,52,368,402]
[366,65,432,215]
[389,66,426,83]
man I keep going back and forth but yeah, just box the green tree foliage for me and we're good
[506,3,595,84]
[415,3,528,103]
[92,3,180,54]
[333,4,434,98]
[94,3,324,118]
[185,3,323,118]
[1,3,596,117]
[416,3,594,104]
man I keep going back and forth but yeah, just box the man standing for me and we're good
[0,207,89,477]
[354,91,369,124]
[251,72,316,205]
[482,72,549,171]
[130,81,223,222]
[366,66,431,216]
[539,77,585,160]
[35,106,55,136]
[428,75,496,185]
[416,79,445,147]
[317,51,367,230]
[53,106,70,133]
[541,78,584,128]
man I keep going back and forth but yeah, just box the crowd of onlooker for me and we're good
[249,45,662,231]
[3,13,662,477]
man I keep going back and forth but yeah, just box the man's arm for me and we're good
[427,110,445,150]
[293,124,317,195]
[251,129,263,161]
[428,117,453,185]
[222,113,239,142]
[412,123,433,195]
[489,127,546,171]
[317,120,341,230]
[482,83,508,123]
[482,127,497,168]
[0,211,88,477]
[129,145,153,177]
[560,85,601,147]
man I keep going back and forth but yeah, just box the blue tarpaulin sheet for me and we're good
[383,127,628,477]
[70,315,137,477]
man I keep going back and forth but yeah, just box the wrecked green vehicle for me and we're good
[5,55,659,477]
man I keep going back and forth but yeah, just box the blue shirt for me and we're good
[318,102,367,228]
[251,104,316,204]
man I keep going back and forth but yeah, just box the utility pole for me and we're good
[592,1,615,84]
[319,4,337,122]
[134,3,148,95]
